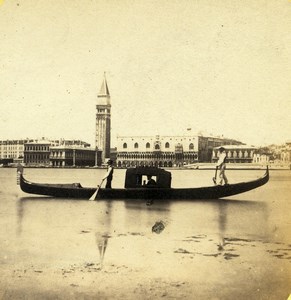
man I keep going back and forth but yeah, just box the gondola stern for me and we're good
[16,164,24,185]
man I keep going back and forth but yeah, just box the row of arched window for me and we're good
[117,153,198,160]
[123,142,195,150]
[213,150,254,159]
[117,161,174,168]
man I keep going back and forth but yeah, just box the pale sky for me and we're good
[0,0,290,147]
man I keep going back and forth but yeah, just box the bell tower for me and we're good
[95,73,111,162]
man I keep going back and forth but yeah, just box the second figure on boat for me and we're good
[216,147,228,185]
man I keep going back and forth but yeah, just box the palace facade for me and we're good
[116,134,243,167]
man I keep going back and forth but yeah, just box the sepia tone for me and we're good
[0,1,290,299]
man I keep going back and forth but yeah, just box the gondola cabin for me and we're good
[124,167,172,188]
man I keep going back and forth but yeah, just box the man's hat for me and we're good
[218,147,225,151]
[107,159,113,164]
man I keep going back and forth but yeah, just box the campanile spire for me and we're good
[99,72,110,97]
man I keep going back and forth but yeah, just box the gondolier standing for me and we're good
[103,159,114,188]
[216,147,228,185]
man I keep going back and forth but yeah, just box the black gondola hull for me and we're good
[18,168,269,200]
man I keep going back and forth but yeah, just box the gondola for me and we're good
[17,166,269,200]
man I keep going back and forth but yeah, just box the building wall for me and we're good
[24,142,51,166]
[0,139,33,160]
[212,145,257,163]
[116,135,199,152]
[116,135,245,167]
[198,136,243,162]
[23,139,94,167]
[50,147,101,167]
[116,135,197,167]
[0,138,92,164]
[253,153,270,164]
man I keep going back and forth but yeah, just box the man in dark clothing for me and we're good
[146,175,156,186]
[103,159,114,188]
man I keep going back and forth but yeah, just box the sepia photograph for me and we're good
[0,0,290,299]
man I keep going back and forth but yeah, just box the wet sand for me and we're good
[1,229,291,300]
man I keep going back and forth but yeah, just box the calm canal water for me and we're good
[0,167,290,299]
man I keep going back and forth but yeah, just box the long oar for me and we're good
[213,166,218,185]
[89,179,104,201]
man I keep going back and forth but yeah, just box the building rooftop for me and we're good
[214,145,257,150]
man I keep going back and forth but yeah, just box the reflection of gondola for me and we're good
[124,199,171,211]
[17,166,269,200]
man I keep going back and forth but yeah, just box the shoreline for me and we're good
[2,164,290,171]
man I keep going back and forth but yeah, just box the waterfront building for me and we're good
[24,140,51,166]
[0,139,33,161]
[253,153,270,164]
[212,145,257,164]
[116,134,243,168]
[49,146,101,167]
[95,74,111,163]
[23,138,96,167]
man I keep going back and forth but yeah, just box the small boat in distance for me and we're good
[17,166,269,200]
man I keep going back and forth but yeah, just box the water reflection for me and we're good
[124,200,172,236]
[95,201,112,269]
[215,199,269,246]
[217,200,227,250]
[16,196,269,270]
[16,197,83,236]
[7,169,290,299]
[96,233,109,268]
[124,199,171,211]
[17,196,114,268]
[16,197,25,236]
